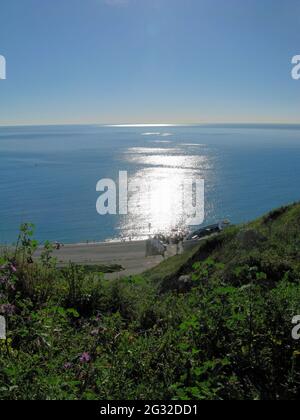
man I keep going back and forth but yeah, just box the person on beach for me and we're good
[174,235,180,255]
[162,244,167,259]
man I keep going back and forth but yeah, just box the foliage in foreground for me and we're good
[1,204,300,400]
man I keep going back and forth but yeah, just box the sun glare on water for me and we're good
[117,145,212,240]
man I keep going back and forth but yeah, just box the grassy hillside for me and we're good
[0,204,300,400]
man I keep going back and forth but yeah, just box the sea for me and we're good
[0,124,300,244]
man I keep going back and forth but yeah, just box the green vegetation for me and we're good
[1,204,300,400]
[69,264,124,275]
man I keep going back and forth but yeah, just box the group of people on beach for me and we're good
[54,241,63,250]
[151,229,188,258]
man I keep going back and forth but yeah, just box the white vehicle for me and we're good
[183,220,230,251]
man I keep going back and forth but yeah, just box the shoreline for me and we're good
[34,240,166,279]
[1,238,180,280]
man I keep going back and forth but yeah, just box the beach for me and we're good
[35,240,165,279]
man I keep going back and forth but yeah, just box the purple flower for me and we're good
[8,282,16,291]
[0,303,16,315]
[79,352,91,363]
[0,277,7,285]
[9,264,17,273]
[64,362,72,370]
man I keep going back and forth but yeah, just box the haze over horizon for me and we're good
[0,0,300,126]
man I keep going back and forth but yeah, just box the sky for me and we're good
[0,0,300,125]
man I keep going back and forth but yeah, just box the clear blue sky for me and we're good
[0,0,300,125]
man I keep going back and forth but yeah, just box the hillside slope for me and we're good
[148,202,300,292]
[0,204,300,400]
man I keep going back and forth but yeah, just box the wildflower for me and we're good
[79,352,91,363]
[8,282,16,291]
[0,277,7,285]
[0,304,16,315]
[64,362,72,370]
[9,264,17,274]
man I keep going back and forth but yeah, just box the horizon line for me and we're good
[1,122,300,129]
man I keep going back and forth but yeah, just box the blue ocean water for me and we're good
[0,124,300,244]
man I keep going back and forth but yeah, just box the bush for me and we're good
[1,205,300,400]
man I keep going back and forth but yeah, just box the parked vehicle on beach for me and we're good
[183,220,230,251]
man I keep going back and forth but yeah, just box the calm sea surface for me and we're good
[0,124,300,244]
